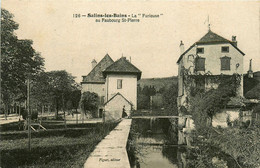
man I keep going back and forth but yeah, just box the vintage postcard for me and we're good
[1,1,259,168]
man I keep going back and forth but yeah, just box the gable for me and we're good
[177,31,245,64]
[82,54,114,83]
[104,92,133,106]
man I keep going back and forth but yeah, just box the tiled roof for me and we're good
[177,30,245,63]
[103,57,142,80]
[82,54,114,83]
[196,30,231,44]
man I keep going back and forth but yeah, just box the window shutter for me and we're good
[221,57,231,70]
[195,57,205,71]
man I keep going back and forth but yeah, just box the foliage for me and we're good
[243,75,259,96]
[245,84,260,99]
[32,71,79,118]
[184,73,242,132]
[208,128,260,168]
[137,85,156,110]
[80,92,99,117]
[1,9,44,114]
[30,72,55,110]
[162,83,178,115]
[253,103,260,114]
[137,93,150,110]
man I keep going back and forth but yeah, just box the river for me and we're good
[127,118,239,168]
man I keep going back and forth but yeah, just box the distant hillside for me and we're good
[138,76,177,91]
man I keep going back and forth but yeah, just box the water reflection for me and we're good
[128,118,239,168]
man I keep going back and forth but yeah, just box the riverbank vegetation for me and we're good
[0,122,118,168]
[184,74,260,167]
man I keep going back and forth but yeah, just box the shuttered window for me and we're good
[195,57,205,71]
[221,56,231,70]
[117,79,122,89]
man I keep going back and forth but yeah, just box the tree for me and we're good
[80,92,99,118]
[1,8,44,118]
[162,83,178,115]
[137,93,150,110]
[245,84,260,100]
[137,85,157,110]
[189,75,242,133]
[47,71,78,119]
[70,89,81,112]
[30,72,55,114]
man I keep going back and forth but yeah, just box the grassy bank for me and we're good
[189,127,260,168]
[208,127,260,168]
[0,122,119,168]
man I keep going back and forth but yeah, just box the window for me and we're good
[221,46,229,53]
[195,57,205,71]
[220,56,231,70]
[100,96,105,104]
[117,79,122,89]
[197,48,204,54]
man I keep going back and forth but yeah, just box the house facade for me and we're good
[177,30,245,112]
[81,55,141,120]
[81,54,114,117]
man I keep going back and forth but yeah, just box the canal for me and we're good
[127,118,239,168]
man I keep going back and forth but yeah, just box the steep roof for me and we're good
[103,57,142,80]
[177,30,245,63]
[82,54,114,84]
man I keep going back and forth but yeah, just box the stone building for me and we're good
[81,54,114,117]
[177,29,245,111]
[81,54,141,120]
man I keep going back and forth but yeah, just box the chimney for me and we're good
[232,36,237,47]
[180,41,185,55]
[248,59,253,78]
[91,59,97,69]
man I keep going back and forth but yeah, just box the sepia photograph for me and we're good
[1,0,260,167]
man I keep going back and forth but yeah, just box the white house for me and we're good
[177,29,245,128]
[103,57,142,120]
[81,55,141,121]
[177,30,245,110]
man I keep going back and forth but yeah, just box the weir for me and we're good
[84,119,132,168]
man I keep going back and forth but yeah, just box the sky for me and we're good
[2,0,260,82]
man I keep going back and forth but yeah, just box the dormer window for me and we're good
[197,48,204,54]
[220,56,231,70]
[195,57,205,71]
[221,46,229,53]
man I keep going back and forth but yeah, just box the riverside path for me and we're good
[84,119,132,168]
